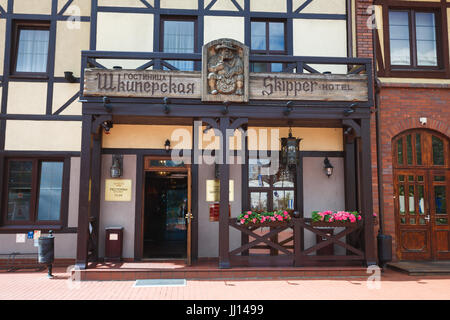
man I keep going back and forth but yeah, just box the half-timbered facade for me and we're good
[0,0,381,271]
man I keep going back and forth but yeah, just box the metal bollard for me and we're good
[38,230,55,278]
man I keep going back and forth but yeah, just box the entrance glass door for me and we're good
[143,157,192,261]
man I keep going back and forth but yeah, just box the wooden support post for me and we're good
[360,118,376,266]
[219,117,230,269]
[293,218,303,267]
[0,154,4,216]
[89,133,102,261]
[344,135,359,253]
[75,115,93,269]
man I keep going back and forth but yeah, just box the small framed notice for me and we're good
[16,234,26,243]
[105,179,132,202]
[109,233,119,241]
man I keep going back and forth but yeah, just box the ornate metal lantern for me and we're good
[323,157,334,178]
[281,127,302,168]
[110,155,123,178]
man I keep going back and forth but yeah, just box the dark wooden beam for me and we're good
[75,115,93,269]
[219,117,230,268]
[89,133,102,261]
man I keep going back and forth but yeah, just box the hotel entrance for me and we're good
[143,157,192,261]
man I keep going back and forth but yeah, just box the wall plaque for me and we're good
[206,179,234,202]
[105,179,132,202]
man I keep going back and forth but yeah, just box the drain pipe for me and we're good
[372,17,392,268]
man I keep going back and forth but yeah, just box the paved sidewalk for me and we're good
[0,267,449,300]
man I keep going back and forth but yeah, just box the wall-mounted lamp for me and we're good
[103,96,112,113]
[64,71,77,83]
[110,155,123,178]
[344,102,358,117]
[101,120,113,134]
[163,97,170,114]
[164,139,171,152]
[281,125,302,168]
[323,157,334,178]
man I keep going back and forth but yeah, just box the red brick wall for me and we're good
[377,85,450,261]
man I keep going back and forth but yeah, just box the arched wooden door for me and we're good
[393,130,450,260]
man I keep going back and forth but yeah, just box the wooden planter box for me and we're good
[311,221,360,228]
[240,221,290,228]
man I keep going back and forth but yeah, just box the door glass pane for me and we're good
[415,134,422,165]
[16,29,50,73]
[37,162,64,221]
[250,192,267,212]
[434,176,445,182]
[434,186,446,215]
[398,175,405,182]
[406,134,413,165]
[7,161,33,221]
[251,21,266,50]
[419,217,426,225]
[269,22,285,51]
[408,175,414,182]
[409,217,416,224]
[418,175,424,182]
[273,190,294,211]
[409,185,415,213]
[163,20,195,71]
[399,185,405,214]
[432,136,445,165]
[418,185,425,214]
[436,218,448,225]
[248,158,271,187]
[389,11,411,65]
[397,138,403,165]
[400,217,406,224]
[415,12,437,66]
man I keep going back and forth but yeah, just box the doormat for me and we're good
[133,279,187,287]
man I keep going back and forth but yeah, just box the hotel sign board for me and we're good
[84,69,368,102]
[83,38,368,102]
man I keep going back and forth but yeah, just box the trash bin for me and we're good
[105,227,124,262]
[38,230,54,278]
[316,228,334,256]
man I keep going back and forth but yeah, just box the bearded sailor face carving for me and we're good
[202,39,248,102]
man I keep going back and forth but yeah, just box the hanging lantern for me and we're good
[110,155,123,178]
[281,127,302,168]
[323,157,334,178]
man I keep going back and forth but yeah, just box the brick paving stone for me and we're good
[1,268,450,300]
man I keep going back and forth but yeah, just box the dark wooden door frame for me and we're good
[135,154,196,262]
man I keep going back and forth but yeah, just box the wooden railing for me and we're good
[228,217,365,267]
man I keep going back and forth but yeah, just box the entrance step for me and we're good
[72,260,369,281]
[387,261,450,276]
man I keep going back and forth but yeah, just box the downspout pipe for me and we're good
[372,11,392,267]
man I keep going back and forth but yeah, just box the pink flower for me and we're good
[240,219,245,224]
[373,212,377,217]
[247,211,252,214]
[244,215,249,219]
[357,216,362,220]
[271,217,276,221]
[252,218,257,223]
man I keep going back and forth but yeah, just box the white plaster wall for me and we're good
[204,16,245,44]
[0,233,77,259]
[99,155,136,259]
[303,157,346,255]
[198,157,242,257]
